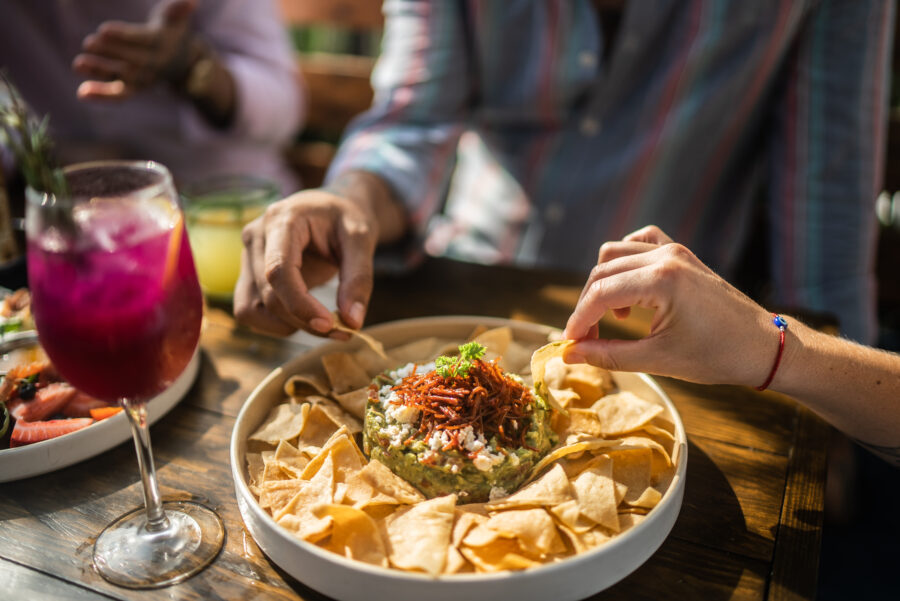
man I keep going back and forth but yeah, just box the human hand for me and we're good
[72,0,197,101]
[563,225,779,387]
[233,188,379,337]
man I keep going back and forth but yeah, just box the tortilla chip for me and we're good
[250,402,309,444]
[384,494,457,576]
[485,464,573,510]
[571,455,619,532]
[258,478,306,511]
[459,538,542,572]
[472,326,512,361]
[262,458,303,482]
[349,346,393,378]
[556,362,614,406]
[387,337,447,365]
[610,448,653,506]
[557,524,612,554]
[246,452,265,491]
[343,471,404,508]
[590,391,663,436]
[284,373,330,398]
[445,545,470,574]
[321,351,372,393]
[497,340,535,375]
[313,504,389,567]
[557,408,606,439]
[452,509,488,547]
[333,387,369,420]
[296,403,341,450]
[330,313,389,361]
[275,454,335,542]
[629,487,663,509]
[358,459,427,504]
[301,427,366,483]
[549,499,596,534]
[307,395,363,433]
[531,340,574,413]
[475,508,565,557]
[526,439,626,483]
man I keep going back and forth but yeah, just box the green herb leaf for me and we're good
[459,341,486,362]
[434,342,486,379]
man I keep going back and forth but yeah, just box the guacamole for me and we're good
[363,350,556,503]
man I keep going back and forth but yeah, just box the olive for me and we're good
[17,380,37,400]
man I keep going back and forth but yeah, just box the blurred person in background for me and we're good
[236,0,893,349]
[0,0,304,195]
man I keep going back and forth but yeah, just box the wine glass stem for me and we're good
[122,398,169,532]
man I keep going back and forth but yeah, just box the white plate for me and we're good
[231,316,687,601]
[0,347,200,483]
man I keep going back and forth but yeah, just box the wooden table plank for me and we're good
[599,537,769,601]
[767,407,829,601]
[0,557,115,601]
[658,378,797,456]
[188,313,312,417]
[671,436,787,561]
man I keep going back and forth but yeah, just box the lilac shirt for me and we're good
[0,0,304,193]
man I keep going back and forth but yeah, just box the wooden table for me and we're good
[0,258,828,600]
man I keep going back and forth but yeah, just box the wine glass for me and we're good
[25,160,224,588]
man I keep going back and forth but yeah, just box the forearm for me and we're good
[771,320,900,463]
[325,170,409,245]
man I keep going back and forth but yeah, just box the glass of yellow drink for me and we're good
[182,176,279,301]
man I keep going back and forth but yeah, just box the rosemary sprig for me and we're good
[0,71,68,198]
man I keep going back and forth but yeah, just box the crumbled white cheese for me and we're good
[386,401,419,424]
[489,486,508,501]
[472,447,504,471]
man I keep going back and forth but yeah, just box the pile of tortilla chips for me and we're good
[245,326,678,576]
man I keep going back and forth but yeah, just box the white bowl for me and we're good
[231,316,687,601]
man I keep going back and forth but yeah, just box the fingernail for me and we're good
[310,317,332,333]
[565,350,586,364]
[349,302,365,326]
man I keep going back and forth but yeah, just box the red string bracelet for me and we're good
[755,314,788,391]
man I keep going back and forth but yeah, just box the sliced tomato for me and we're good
[18,382,77,422]
[10,417,94,447]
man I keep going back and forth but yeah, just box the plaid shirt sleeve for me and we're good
[767,0,895,343]
[325,0,471,238]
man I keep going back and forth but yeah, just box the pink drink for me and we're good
[28,203,202,403]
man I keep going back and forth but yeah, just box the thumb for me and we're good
[563,338,658,375]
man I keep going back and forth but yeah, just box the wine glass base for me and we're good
[92,500,224,589]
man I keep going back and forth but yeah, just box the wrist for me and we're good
[326,170,407,244]
[176,38,236,128]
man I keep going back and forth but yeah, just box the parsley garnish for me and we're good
[435,341,486,378]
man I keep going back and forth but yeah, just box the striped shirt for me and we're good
[328,0,895,343]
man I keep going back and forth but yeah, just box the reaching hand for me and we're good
[233,188,379,337]
[563,225,778,387]
[73,0,198,101]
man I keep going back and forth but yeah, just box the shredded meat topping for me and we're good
[386,359,536,452]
